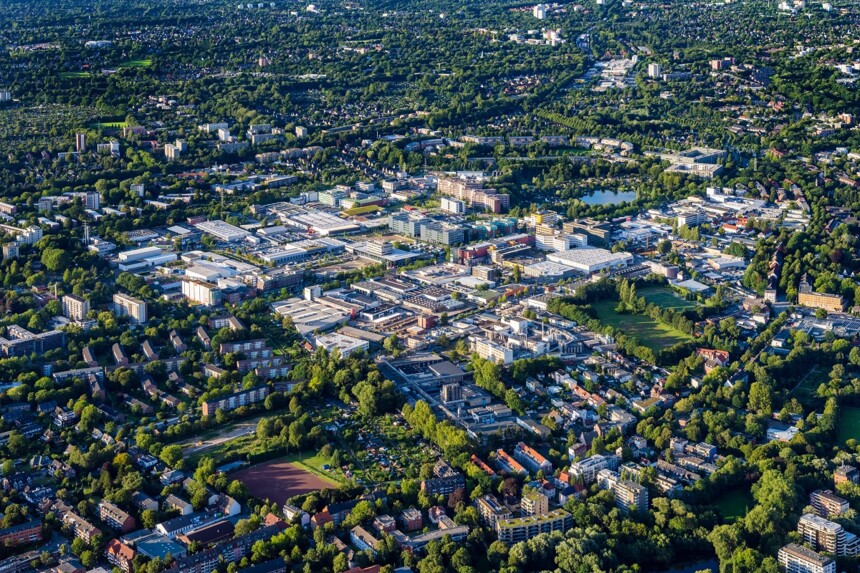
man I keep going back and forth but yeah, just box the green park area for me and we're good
[59,72,90,79]
[591,297,693,353]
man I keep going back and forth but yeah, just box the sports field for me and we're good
[714,487,753,523]
[639,286,697,310]
[838,406,860,444]
[120,59,152,68]
[234,457,340,505]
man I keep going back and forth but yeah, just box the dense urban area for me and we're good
[0,0,859,572]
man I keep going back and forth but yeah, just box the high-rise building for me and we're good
[597,470,648,514]
[648,63,662,79]
[85,191,100,211]
[113,293,148,324]
[181,279,223,306]
[798,513,860,556]
[62,294,90,321]
[778,544,835,573]
[533,4,547,19]
[75,133,86,153]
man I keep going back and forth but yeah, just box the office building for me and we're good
[113,293,148,323]
[810,490,849,518]
[778,544,835,573]
[470,336,513,365]
[62,294,90,321]
[798,513,859,556]
[182,279,223,306]
[798,275,845,313]
[441,197,466,214]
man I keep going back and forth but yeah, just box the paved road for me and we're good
[178,417,263,457]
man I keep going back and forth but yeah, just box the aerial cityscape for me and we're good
[0,0,859,572]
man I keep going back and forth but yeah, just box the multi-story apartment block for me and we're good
[475,495,512,528]
[113,293,148,323]
[778,544,835,573]
[0,519,43,547]
[350,525,379,556]
[520,492,549,517]
[106,539,136,573]
[569,454,619,485]
[798,513,860,556]
[0,325,65,357]
[597,470,648,514]
[810,490,849,518]
[52,501,101,543]
[495,449,527,476]
[421,459,465,496]
[514,442,553,475]
[201,386,270,417]
[62,294,90,321]
[835,465,859,486]
[437,177,510,213]
[98,500,136,532]
[496,509,572,543]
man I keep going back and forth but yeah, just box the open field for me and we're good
[714,487,753,523]
[838,406,860,445]
[591,299,693,352]
[639,286,697,310]
[234,458,340,505]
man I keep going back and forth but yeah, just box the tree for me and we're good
[41,248,71,272]
[748,382,773,415]
[160,445,183,468]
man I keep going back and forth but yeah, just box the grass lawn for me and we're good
[120,59,152,68]
[59,72,90,78]
[838,406,860,445]
[342,205,382,216]
[89,121,127,129]
[715,487,754,523]
[282,450,344,485]
[639,286,697,310]
[591,299,693,352]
